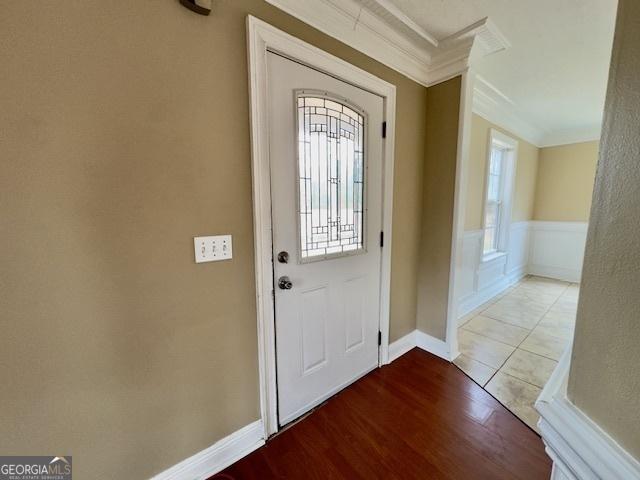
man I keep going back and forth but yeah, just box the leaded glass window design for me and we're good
[296,93,366,260]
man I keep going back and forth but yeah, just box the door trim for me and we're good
[247,15,397,438]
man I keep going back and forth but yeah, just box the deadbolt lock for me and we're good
[277,251,289,264]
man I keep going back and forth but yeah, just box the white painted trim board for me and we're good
[388,329,452,363]
[151,420,265,480]
[387,330,417,363]
[536,349,640,480]
[264,0,509,88]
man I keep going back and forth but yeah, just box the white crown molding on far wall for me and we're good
[539,125,603,148]
[264,0,509,87]
[472,75,602,148]
[472,74,547,146]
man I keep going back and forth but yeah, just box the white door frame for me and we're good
[247,15,396,438]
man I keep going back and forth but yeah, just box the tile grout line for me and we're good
[468,279,571,387]
[460,274,525,321]
[483,281,571,387]
[492,370,547,390]
[460,294,562,353]
[458,278,530,342]
[454,277,576,433]
[456,278,530,382]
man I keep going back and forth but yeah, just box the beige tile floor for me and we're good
[455,276,578,433]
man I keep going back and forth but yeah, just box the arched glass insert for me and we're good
[296,93,366,260]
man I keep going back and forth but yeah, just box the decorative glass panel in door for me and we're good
[296,92,366,261]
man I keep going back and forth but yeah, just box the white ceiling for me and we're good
[387,0,618,143]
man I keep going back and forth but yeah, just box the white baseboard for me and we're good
[151,420,265,480]
[528,264,581,283]
[388,330,417,363]
[388,329,451,363]
[536,349,640,480]
[415,330,450,361]
[550,463,572,480]
[458,265,526,320]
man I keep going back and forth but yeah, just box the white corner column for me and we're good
[445,67,475,361]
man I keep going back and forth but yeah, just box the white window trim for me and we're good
[481,129,518,262]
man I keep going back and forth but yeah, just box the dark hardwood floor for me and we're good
[213,348,551,480]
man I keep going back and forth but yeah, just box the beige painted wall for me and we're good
[416,77,461,340]
[465,114,539,230]
[466,115,598,230]
[0,1,429,478]
[568,0,640,460]
[533,141,599,222]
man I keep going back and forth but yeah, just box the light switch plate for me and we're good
[194,235,232,263]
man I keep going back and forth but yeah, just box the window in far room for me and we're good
[483,130,518,258]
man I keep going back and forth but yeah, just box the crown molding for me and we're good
[472,75,601,147]
[425,17,510,86]
[539,126,602,148]
[265,0,430,85]
[366,0,439,47]
[440,17,510,58]
[472,74,547,146]
[265,0,509,87]
[265,0,599,147]
[427,38,475,86]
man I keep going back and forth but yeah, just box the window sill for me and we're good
[481,251,507,264]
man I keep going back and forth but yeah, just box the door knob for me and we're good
[277,251,289,264]
[278,276,293,290]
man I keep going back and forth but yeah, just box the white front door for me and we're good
[267,52,384,425]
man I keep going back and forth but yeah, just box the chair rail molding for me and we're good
[536,350,640,480]
[264,0,509,87]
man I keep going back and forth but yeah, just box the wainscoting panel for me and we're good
[477,254,508,292]
[529,222,588,283]
[458,230,483,301]
[457,222,530,320]
[506,221,531,276]
[456,221,586,320]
